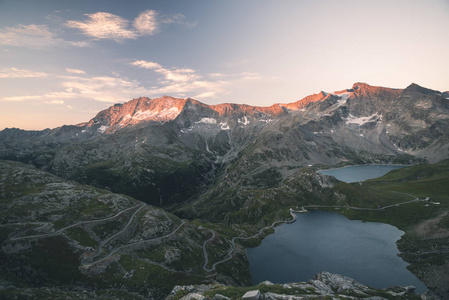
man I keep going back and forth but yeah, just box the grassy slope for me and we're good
[333,160,449,227]
[0,160,220,299]
[2,156,449,298]
[331,159,449,298]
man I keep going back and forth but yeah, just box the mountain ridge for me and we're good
[1,82,444,134]
[1,82,448,206]
[76,82,418,132]
[1,82,449,299]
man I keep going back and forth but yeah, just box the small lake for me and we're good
[318,164,405,183]
[247,164,427,292]
[247,211,426,292]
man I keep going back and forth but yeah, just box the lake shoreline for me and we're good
[316,163,410,172]
[247,210,427,292]
[247,165,428,292]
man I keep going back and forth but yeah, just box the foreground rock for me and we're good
[166,271,427,300]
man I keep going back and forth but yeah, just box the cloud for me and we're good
[131,60,199,83]
[160,13,197,28]
[65,68,86,74]
[66,10,191,42]
[2,91,75,102]
[130,60,267,100]
[209,73,227,78]
[0,63,264,106]
[132,60,162,69]
[194,91,219,99]
[58,76,137,102]
[0,68,49,78]
[45,100,65,105]
[1,70,149,103]
[133,10,158,35]
[0,24,89,49]
[66,12,137,41]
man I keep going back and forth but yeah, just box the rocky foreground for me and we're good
[166,272,431,300]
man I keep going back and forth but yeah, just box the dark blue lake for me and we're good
[318,164,405,183]
[247,165,427,292]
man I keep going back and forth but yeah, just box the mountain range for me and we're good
[1,82,448,210]
[1,82,449,299]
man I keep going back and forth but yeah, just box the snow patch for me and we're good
[97,125,109,133]
[220,122,230,130]
[259,119,274,123]
[346,113,382,126]
[133,107,180,121]
[238,116,250,126]
[196,117,217,124]
[331,92,350,108]
[81,130,87,133]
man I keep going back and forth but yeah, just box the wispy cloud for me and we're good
[1,73,150,104]
[45,100,65,105]
[66,10,191,42]
[132,60,199,82]
[131,60,264,99]
[0,24,89,49]
[1,63,264,105]
[0,68,49,78]
[66,12,137,41]
[133,10,158,35]
[65,68,86,74]
[2,91,76,102]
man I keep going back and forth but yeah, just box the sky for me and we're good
[1,0,448,130]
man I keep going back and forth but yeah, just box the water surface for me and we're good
[318,164,405,183]
[247,211,426,292]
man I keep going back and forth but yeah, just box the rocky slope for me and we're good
[0,160,232,299]
[1,82,447,212]
[1,82,449,298]
[166,271,422,300]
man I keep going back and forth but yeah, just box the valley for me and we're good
[1,82,449,299]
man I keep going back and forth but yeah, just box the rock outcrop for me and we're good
[166,271,423,300]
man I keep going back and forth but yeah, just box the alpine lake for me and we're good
[247,165,427,292]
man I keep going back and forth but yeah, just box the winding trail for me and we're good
[8,201,187,269]
[202,230,215,271]
[81,203,147,264]
[10,203,145,241]
[9,189,426,274]
[301,192,421,212]
[81,221,185,266]
[201,192,425,273]
[202,210,297,272]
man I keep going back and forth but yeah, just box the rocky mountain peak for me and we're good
[404,83,436,95]
[350,82,403,100]
[279,91,331,111]
[86,96,189,131]
[352,82,371,90]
